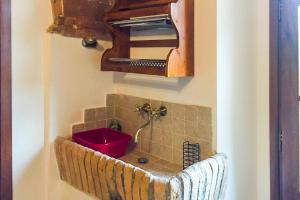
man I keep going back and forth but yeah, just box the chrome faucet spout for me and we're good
[134,114,151,143]
[133,103,167,143]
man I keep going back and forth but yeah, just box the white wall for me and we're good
[256,0,270,199]
[217,1,257,199]
[217,0,270,200]
[46,35,114,200]
[12,1,115,200]
[12,0,47,199]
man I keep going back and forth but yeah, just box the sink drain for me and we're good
[137,157,149,164]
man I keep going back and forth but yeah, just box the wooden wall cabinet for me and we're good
[101,0,194,77]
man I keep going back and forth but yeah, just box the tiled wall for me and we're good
[72,106,114,133]
[72,94,214,165]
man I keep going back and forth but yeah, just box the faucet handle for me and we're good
[158,106,167,116]
[135,103,151,113]
[153,106,168,119]
[141,103,151,113]
[135,105,142,112]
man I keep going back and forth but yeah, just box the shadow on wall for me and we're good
[113,73,192,91]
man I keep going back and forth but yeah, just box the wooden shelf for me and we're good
[104,5,170,21]
[115,0,177,10]
[130,39,178,47]
[101,0,194,77]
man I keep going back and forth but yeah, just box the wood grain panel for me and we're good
[72,145,83,190]
[116,0,177,10]
[98,156,111,200]
[105,5,170,21]
[91,153,102,198]
[54,137,67,181]
[0,0,12,198]
[270,0,280,198]
[132,169,145,200]
[115,161,126,199]
[154,179,168,200]
[49,0,113,40]
[167,0,194,77]
[66,142,77,186]
[61,142,72,184]
[85,150,96,195]
[124,165,134,200]
[130,39,178,47]
[78,146,89,193]
[140,173,152,200]
[106,159,119,199]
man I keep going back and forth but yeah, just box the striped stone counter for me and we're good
[55,137,227,200]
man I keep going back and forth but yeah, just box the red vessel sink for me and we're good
[72,128,132,158]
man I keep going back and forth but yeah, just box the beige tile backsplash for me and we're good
[72,94,214,165]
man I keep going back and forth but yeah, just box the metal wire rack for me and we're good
[183,141,200,169]
[108,14,172,30]
[109,58,166,68]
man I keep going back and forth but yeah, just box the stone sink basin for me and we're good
[72,128,132,158]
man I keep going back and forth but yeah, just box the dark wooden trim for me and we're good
[270,0,280,199]
[129,39,178,47]
[0,0,12,199]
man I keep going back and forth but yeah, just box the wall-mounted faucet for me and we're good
[134,103,167,143]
